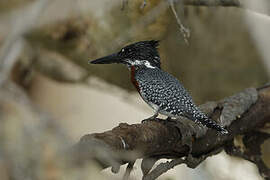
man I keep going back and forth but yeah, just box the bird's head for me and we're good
[89,40,161,69]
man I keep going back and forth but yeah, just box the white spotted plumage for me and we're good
[135,67,228,133]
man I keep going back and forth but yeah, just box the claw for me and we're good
[141,113,159,123]
[141,117,156,123]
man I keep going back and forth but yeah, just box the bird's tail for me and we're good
[200,116,228,134]
[189,112,228,134]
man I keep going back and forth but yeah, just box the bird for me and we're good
[89,40,228,134]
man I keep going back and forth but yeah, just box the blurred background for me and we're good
[0,0,270,179]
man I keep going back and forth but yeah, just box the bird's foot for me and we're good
[141,117,156,123]
[164,117,179,125]
[166,117,176,122]
[141,114,159,123]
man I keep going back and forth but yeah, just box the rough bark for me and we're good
[71,85,270,179]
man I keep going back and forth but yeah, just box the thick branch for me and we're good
[72,86,270,177]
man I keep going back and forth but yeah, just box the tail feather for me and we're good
[200,116,228,134]
[187,112,228,134]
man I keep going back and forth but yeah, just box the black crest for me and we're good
[149,40,160,48]
[119,40,161,68]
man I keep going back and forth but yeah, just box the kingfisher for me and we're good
[89,40,228,134]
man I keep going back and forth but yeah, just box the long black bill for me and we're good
[89,53,122,64]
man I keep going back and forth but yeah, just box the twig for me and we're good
[140,0,147,9]
[121,0,129,10]
[143,148,222,180]
[141,158,159,176]
[143,158,185,180]
[168,0,190,45]
[123,161,135,180]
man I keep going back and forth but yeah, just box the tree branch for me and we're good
[70,85,270,179]
[225,131,270,178]
[182,0,242,7]
[169,0,190,44]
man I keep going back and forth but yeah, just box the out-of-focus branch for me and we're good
[169,0,190,44]
[0,0,49,85]
[183,0,241,7]
[142,149,220,180]
[72,85,270,179]
[33,48,89,83]
[0,39,24,84]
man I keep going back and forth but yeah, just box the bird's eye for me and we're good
[121,49,125,52]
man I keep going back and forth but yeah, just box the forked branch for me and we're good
[71,85,270,179]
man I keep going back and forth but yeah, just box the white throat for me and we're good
[127,60,156,69]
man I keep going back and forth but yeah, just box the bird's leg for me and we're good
[141,111,159,123]
[166,116,177,123]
